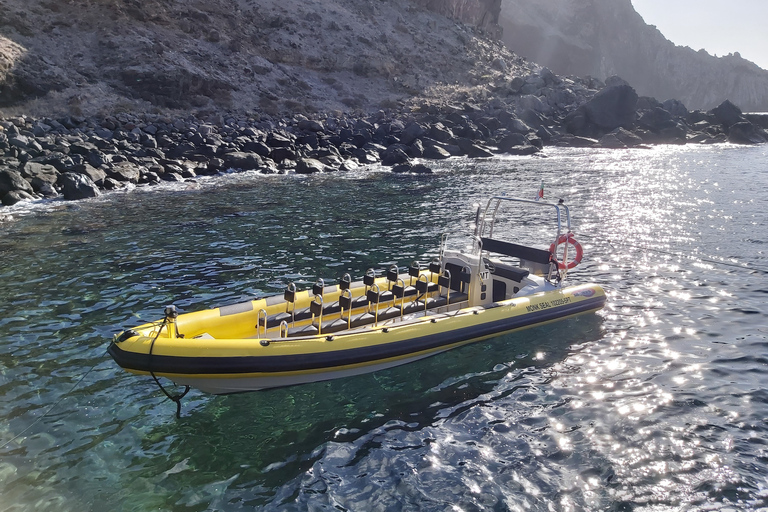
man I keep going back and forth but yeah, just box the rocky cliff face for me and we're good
[500,0,768,111]
[0,0,513,117]
[415,0,502,36]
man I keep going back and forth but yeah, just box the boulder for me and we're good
[399,122,426,145]
[270,147,297,163]
[21,162,59,189]
[710,100,745,128]
[298,119,324,132]
[2,190,36,206]
[407,139,424,158]
[497,132,529,152]
[94,127,114,139]
[746,113,768,130]
[391,162,413,173]
[583,83,638,132]
[506,145,540,156]
[555,135,598,148]
[68,140,99,155]
[352,147,380,164]
[266,132,293,148]
[427,123,453,142]
[108,162,141,183]
[516,94,550,115]
[422,143,452,160]
[73,163,107,186]
[295,158,326,174]
[222,152,263,170]
[637,107,676,132]
[612,127,644,147]
[381,145,410,166]
[455,137,494,158]
[166,142,197,159]
[662,99,688,119]
[599,133,626,148]
[728,122,766,144]
[518,108,549,129]
[59,172,101,200]
[8,134,30,149]
[563,109,590,137]
[0,169,34,197]
[241,139,272,157]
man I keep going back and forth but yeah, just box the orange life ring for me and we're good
[549,233,583,270]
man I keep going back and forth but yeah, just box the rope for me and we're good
[147,317,190,418]
[2,317,191,450]
[1,349,109,451]
[579,233,768,274]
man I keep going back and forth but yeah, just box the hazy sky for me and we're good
[631,0,768,70]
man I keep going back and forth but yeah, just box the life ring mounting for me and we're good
[549,233,583,270]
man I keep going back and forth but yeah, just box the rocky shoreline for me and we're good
[1,72,767,215]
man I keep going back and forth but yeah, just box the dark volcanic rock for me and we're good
[381,145,410,166]
[0,169,34,197]
[399,122,426,145]
[72,163,108,186]
[391,162,413,173]
[20,162,59,190]
[59,172,101,200]
[422,141,452,159]
[222,152,263,170]
[710,100,745,128]
[584,83,639,132]
[295,158,326,174]
[455,138,495,158]
[108,162,141,183]
[411,163,433,174]
[266,132,294,148]
[638,107,676,132]
[2,189,36,206]
[496,132,529,152]
[728,121,767,144]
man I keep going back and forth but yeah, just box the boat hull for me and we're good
[108,283,606,394]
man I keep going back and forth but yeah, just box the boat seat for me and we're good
[480,237,552,265]
[425,292,468,310]
[267,301,344,329]
[286,324,320,337]
[486,259,530,282]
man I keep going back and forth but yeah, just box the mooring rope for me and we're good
[578,233,768,274]
[1,349,109,451]
[147,317,190,419]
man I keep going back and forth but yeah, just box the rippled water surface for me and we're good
[1,145,767,511]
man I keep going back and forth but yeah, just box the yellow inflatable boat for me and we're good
[108,196,606,396]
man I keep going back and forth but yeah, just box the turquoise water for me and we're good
[1,145,767,510]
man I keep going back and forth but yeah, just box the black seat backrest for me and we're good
[444,262,470,292]
[480,237,551,265]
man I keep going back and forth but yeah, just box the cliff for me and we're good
[0,0,507,117]
[413,0,502,37]
[499,0,768,111]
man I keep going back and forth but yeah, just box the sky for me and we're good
[631,0,768,70]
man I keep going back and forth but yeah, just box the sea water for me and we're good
[0,144,766,511]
